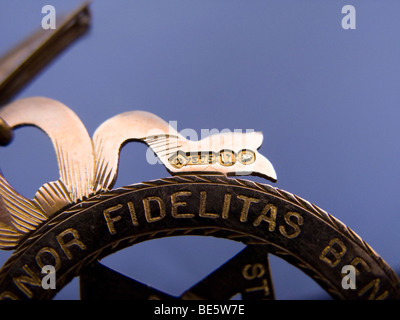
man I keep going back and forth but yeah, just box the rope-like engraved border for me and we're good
[1,175,399,297]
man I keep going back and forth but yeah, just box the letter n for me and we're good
[13,265,41,298]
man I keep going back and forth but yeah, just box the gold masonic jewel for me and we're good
[0,98,399,300]
[0,96,277,249]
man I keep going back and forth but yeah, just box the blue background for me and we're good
[0,0,400,299]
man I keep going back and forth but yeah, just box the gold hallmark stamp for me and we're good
[169,150,255,169]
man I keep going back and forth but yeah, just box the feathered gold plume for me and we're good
[0,97,95,249]
[0,97,277,249]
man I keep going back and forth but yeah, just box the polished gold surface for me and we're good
[0,97,277,249]
[93,110,277,192]
[0,1,398,301]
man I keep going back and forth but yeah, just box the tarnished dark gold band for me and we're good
[0,175,398,300]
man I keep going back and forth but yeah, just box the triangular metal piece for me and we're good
[79,261,175,300]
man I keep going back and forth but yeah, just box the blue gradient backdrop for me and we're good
[0,1,400,299]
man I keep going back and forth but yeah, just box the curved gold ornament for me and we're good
[0,97,277,249]
[93,110,277,192]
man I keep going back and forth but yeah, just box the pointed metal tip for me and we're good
[0,1,93,106]
[0,118,13,146]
